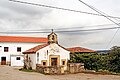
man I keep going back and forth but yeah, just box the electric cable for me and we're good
[78,0,120,49]
[0,26,119,34]
[9,0,120,19]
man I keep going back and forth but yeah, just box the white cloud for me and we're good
[0,0,120,50]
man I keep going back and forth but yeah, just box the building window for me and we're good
[41,60,47,66]
[37,52,39,63]
[61,59,66,65]
[17,47,21,52]
[43,62,46,66]
[62,61,65,65]
[16,57,20,60]
[4,47,9,52]
[52,35,54,40]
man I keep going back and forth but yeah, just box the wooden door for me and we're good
[51,58,57,66]
[1,57,6,65]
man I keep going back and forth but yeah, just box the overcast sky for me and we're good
[0,0,120,50]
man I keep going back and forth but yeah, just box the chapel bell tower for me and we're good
[48,29,58,44]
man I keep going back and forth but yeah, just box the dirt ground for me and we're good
[0,65,120,80]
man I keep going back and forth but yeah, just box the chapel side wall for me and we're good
[36,46,49,66]
[58,45,70,70]
[28,54,36,70]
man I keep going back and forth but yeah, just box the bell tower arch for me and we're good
[48,29,58,44]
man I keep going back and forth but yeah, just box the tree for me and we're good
[70,52,102,71]
[106,46,120,73]
[70,46,120,73]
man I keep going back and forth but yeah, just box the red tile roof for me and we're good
[23,44,49,54]
[66,47,95,53]
[23,43,68,54]
[23,43,95,54]
[0,36,48,43]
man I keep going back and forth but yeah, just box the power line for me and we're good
[55,27,119,33]
[0,31,50,34]
[54,23,119,30]
[12,23,118,31]
[8,0,120,48]
[11,28,51,31]
[105,29,119,48]
[9,0,120,19]
[0,26,119,34]
[78,0,120,27]
[78,0,120,49]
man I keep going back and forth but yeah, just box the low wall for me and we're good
[36,64,64,74]
[36,63,85,74]
[67,63,85,73]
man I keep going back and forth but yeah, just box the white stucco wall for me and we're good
[36,43,70,70]
[27,54,36,69]
[0,42,45,66]
[0,53,10,63]
[11,55,24,66]
[24,43,70,70]
[0,42,44,55]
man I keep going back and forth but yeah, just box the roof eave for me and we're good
[23,52,36,54]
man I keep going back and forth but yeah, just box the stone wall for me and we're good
[36,63,85,74]
[36,64,64,74]
[67,63,85,73]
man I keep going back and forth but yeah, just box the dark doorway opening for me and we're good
[51,58,57,66]
[1,57,6,65]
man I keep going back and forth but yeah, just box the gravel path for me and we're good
[49,73,120,80]
[0,65,120,80]
[0,65,55,80]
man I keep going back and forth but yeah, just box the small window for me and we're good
[16,57,20,60]
[37,53,39,63]
[37,52,39,57]
[17,47,21,52]
[62,61,65,65]
[4,47,9,52]
[43,62,46,66]
[52,35,54,40]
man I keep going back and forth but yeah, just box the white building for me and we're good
[23,32,70,70]
[0,36,47,66]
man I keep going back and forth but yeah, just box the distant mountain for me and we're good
[97,50,110,54]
